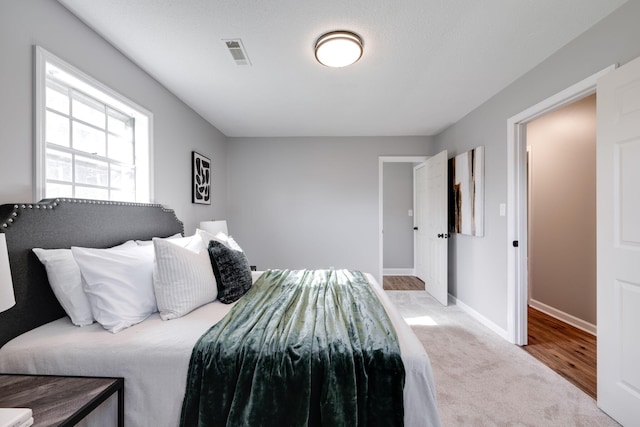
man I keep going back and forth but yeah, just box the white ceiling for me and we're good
[57,0,626,137]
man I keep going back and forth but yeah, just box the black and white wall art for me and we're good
[449,146,484,236]
[192,151,211,205]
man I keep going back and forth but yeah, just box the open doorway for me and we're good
[383,162,416,277]
[523,94,597,398]
[378,156,426,288]
[506,65,614,347]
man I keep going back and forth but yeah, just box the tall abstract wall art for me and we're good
[449,146,484,236]
[192,151,211,205]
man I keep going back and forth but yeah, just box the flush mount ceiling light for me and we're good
[314,31,363,68]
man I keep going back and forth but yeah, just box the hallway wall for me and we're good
[527,94,597,325]
[383,162,414,270]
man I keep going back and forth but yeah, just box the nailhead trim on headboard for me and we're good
[1,198,182,231]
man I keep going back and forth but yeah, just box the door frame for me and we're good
[506,65,615,345]
[378,156,428,285]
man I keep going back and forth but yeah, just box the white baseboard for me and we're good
[528,299,596,336]
[383,268,415,276]
[449,294,510,341]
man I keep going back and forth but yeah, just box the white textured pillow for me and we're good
[32,240,136,326]
[153,235,217,320]
[32,248,93,326]
[71,244,156,333]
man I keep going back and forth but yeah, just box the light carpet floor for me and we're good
[386,291,619,427]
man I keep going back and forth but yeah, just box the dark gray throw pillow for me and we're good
[207,240,252,304]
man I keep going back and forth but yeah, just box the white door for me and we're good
[597,56,640,425]
[414,150,448,305]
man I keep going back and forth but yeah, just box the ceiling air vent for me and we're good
[224,39,251,66]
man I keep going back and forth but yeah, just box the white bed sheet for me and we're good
[0,272,440,427]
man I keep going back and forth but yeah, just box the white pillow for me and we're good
[164,233,206,252]
[32,240,137,327]
[196,229,233,248]
[135,233,182,246]
[71,244,156,333]
[152,235,217,320]
[32,248,93,326]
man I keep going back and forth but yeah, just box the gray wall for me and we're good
[0,1,227,233]
[3,0,638,334]
[383,163,414,269]
[433,0,640,331]
[226,137,434,276]
[527,95,596,325]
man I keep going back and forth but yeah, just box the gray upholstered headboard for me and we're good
[0,198,184,348]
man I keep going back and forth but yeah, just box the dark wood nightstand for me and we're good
[0,374,123,427]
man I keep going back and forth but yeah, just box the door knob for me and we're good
[413,227,418,230]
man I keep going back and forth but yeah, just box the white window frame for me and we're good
[34,46,154,203]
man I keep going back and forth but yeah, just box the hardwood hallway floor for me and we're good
[524,306,597,399]
[383,276,425,290]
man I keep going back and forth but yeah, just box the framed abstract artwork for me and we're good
[192,151,211,205]
[449,146,484,236]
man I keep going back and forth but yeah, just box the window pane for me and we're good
[75,186,108,200]
[75,155,108,186]
[39,48,152,204]
[46,150,72,182]
[108,134,134,164]
[46,111,70,147]
[72,121,106,156]
[111,164,135,191]
[72,91,105,129]
[46,82,69,114]
[45,182,73,198]
[108,109,134,139]
[110,189,136,202]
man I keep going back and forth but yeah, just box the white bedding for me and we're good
[0,272,440,427]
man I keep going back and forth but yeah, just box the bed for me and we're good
[0,198,440,427]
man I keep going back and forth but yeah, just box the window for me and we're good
[35,46,153,203]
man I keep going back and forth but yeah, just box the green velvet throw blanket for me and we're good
[180,269,405,427]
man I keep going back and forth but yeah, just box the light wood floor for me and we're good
[524,306,597,399]
[383,275,425,291]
